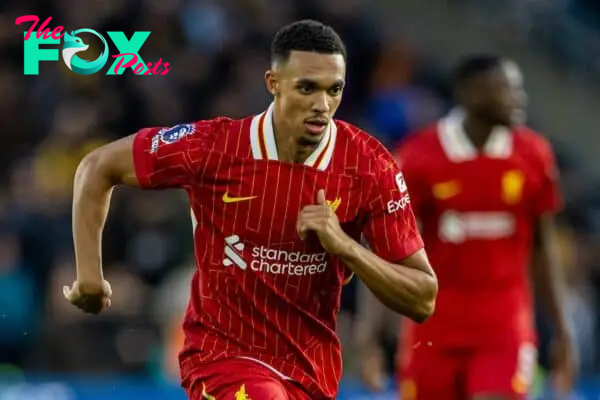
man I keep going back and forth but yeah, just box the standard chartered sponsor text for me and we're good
[250,246,328,276]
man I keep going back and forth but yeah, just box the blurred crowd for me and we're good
[0,0,599,390]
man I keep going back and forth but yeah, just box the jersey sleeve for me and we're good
[394,139,429,218]
[531,139,563,216]
[362,151,424,262]
[132,121,214,189]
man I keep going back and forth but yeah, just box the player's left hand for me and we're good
[63,279,112,315]
[550,333,576,396]
[297,189,352,256]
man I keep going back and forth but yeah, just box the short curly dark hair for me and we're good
[452,53,503,88]
[271,19,347,65]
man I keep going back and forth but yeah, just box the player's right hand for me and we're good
[63,279,112,314]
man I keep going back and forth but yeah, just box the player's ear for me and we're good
[265,70,280,97]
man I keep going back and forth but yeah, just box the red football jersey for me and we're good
[132,103,423,399]
[396,110,562,350]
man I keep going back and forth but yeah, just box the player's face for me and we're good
[266,50,346,146]
[478,61,528,127]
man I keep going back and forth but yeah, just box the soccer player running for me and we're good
[64,20,438,400]
[378,54,574,400]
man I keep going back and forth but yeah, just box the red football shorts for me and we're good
[398,342,537,400]
[183,357,312,400]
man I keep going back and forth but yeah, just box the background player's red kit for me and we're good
[132,103,423,399]
[396,110,562,399]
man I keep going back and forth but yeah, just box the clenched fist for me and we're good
[297,189,352,256]
[63,279,112,314]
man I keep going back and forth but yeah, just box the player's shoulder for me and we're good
[512,125,555,160]
[168,115,248,149]
[191,115,244,138]
[333,119,399,176]
[397,123,440,154]
[392,122,443,172]
[149,116,237,140]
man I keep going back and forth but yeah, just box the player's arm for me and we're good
[529,140,569,337]
[298,187,435,322]
[528,138,575,393]
[345,149,436,322]
[347,146,436,323]
[340,243,436,323]
[531,214,569,338]
[531,214,576,393]
[68,123,203,312]
[72,134,138,287]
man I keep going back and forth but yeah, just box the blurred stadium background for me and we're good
[1,0,600,398]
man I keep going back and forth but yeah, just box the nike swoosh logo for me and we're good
[222,192,258,203]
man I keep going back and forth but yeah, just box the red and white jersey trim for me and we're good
[236,356,292,381]
[250,102,338,171]
[437,108,513,162]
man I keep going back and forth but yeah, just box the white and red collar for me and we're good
[437,108,513,162]
[249,102,337,171]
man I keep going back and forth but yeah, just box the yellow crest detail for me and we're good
[502,170,524,204]
[327,197,342,212]
[234,384,251,400]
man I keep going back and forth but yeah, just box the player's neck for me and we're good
[272,107,317,164]
[462,115,494,150]
[274,130,308,163]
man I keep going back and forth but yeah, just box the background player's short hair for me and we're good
[271,19,347,65]
[452,53,503,88]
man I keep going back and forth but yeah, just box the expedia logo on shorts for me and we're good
[223,235,328,276]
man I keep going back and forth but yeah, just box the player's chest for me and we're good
[197,156,366,243]
[426,158,535,212]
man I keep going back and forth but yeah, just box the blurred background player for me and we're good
[361,54,576,400]
[395,54,575,400]
[64,20,437,400]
